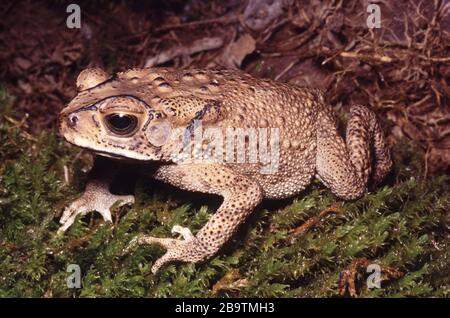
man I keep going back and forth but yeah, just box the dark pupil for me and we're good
[106,114,137,134]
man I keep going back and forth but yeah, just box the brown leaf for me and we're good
[220,34,256,68]
[15,57,32,70]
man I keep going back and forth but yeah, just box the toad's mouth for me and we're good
[92,149,130,160]
[62,137,145,162]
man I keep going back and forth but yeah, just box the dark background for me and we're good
[0,0,449,174]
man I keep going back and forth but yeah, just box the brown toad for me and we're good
[58,67,392,273]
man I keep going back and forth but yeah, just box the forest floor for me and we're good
[0,0,449,297]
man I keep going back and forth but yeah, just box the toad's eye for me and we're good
[105,113,138,136]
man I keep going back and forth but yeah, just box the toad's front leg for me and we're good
[58,157,135,234]
[126,164,263,273]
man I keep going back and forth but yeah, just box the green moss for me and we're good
[0,89,448,297]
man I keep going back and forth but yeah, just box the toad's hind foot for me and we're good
[125,225,208,273]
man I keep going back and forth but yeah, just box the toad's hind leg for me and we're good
[316,105,392,200]
[128,164,263,273]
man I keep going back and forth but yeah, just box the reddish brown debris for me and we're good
[288,203,342,239]
[338,257,404,297]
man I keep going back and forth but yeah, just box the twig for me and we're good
[339,51,393,63]
[274,59,298,81]
[154,15,238,32]
[288,203,342,239]
[338,258,404,297]
[145,37,224,67]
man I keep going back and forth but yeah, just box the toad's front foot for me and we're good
[58,180,134,234]
[125,225,209,273]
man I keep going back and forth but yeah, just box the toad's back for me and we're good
[209,73,326,199]
[151,68,327,199]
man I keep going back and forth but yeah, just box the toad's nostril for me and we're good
[68,114,78,127]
